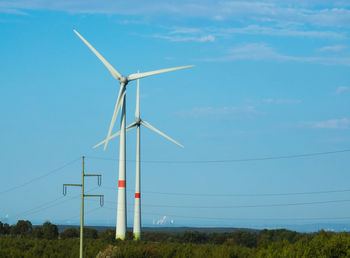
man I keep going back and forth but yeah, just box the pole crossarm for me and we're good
[84,174,102,186]
[63,184,82,195]
[84,194,104,207]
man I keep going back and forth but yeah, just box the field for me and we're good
[1,220,350,257]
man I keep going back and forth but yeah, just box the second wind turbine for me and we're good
[95,74,184,240]
[73,30,192,240]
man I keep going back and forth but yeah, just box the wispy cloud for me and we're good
[169,27,202,34]
[202,43,295,62]
[118,19,148,25]
[0,8,27,15]
[335,86,349,94]
[304,118,350,129]
[263,98,302,104]
[216,2,350,27]
[318,45,347,52]
[163,24,345,42]
[227,43,286,61]
[153,34,215,42]
[2,1,350,28]
[202,43,350,66]
[220,25,345,39]
[178,106,258,119]
[152,26,216,42]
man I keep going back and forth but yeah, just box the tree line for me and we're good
[0,220,100,240]
[1,220,350,257]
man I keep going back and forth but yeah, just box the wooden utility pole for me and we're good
[63,156,104,258]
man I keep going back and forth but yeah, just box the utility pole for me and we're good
[63,156,104,258]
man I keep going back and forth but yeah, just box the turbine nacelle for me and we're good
[119,76,128,85]
[135,117,142,125]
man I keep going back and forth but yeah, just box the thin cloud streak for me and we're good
[164,25,345,40]
[201,43,350,66]
[2,1,350,28]
[0,8,27,15]
[335,86,349,95]
[303,118,350,129]
[318,45,347,52]
[220,25,345,39]
[263,99,302,104]
[178,106,259,119]
[153,34,215,43]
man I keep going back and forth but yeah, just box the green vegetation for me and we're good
[1,220,350,257]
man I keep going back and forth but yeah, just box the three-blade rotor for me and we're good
[74,29,191,150]
[93,77,184,149]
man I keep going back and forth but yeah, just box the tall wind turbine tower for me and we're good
[95,74,184,239]
[74,30,192,239]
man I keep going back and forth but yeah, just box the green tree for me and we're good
[60,228,79,239]
[10,220,32,236]
[233,231,257,248]
[42,221,58,239]
[0,221,10,235]
[181,231,207,243]
[32,226,43,238]
[100,228,116,243]
[84,227,98,239]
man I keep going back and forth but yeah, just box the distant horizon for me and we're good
[5,218,350,234]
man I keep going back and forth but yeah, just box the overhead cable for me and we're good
[0,157,80,195]
[90,205,350,222]
[102,186,350,197]
[86,149,350,164]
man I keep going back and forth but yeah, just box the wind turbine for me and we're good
[73,30,192,240]
[94,73,184,240]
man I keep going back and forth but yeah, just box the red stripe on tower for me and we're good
[135,193,141,198]
[118,180,126,188]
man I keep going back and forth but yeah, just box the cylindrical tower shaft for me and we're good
[116,91,127,240]
[133,124,141,240]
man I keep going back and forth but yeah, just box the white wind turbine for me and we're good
[73,30,192,240]
[94,74,183,240]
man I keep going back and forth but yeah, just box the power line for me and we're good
[86,148,350,164]
[14,195,66,218]
[51,204,350,222]
[2,149,348,196]
[144,199,350,209]
[0,157,80,195]
[62,207,103,222]
[14,201,350,224]
[102,186,350,197]
[16,194,81,218]
[145,213,350,222]
[15,187,99,219]
[103,199,350,209]
[95,205,350,222]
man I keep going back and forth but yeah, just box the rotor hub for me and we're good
[120,76,128,84]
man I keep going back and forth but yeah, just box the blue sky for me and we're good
[1,1,350,230]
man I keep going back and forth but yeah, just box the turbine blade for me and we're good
[135,70,140,119]
[93,132,121,149]
[93,122,137,148]
[103,86,126,150]
[141,121,184,148]
[126,121,138,130]
[127,65,194,81]
[73,29,122,80]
